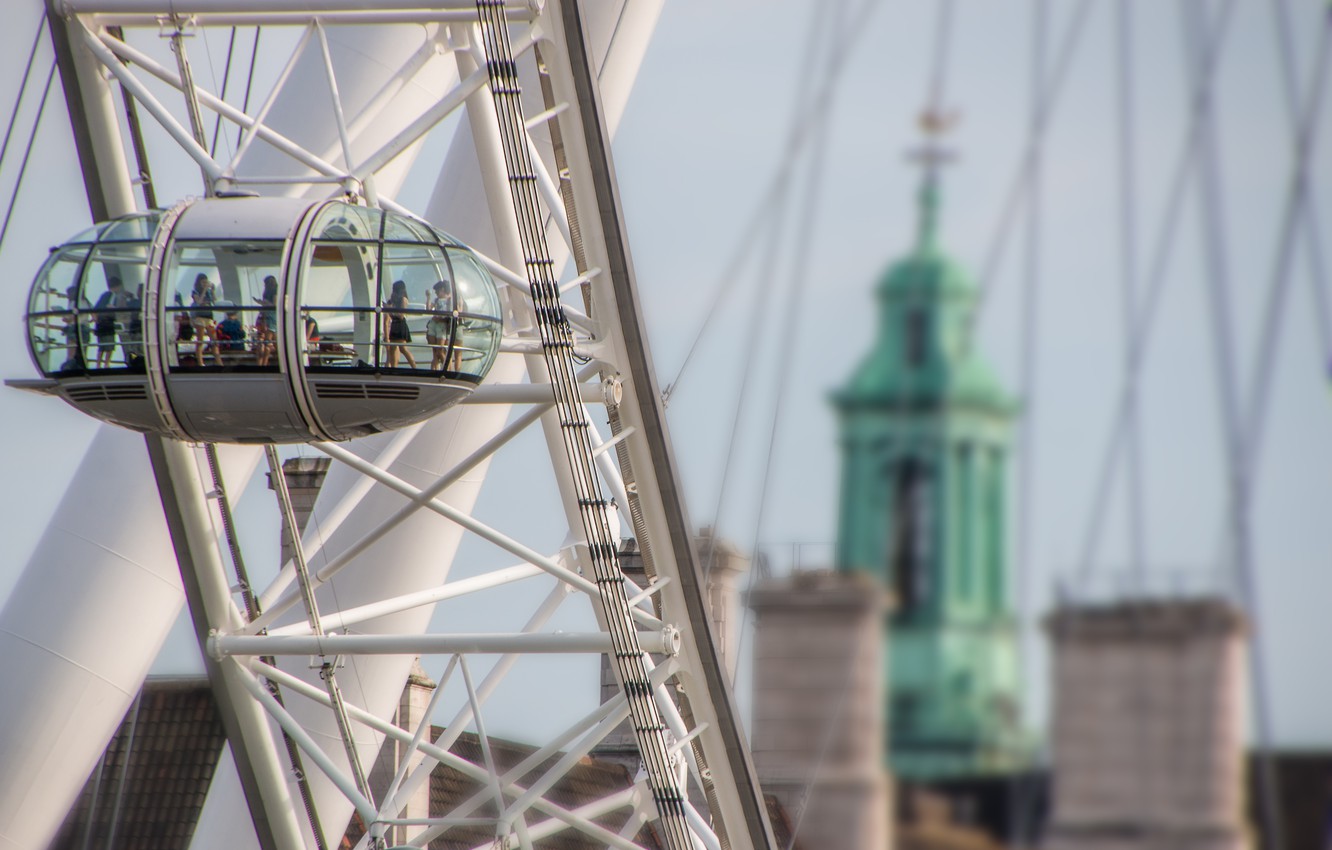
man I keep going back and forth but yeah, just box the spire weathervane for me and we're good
[907,107,959,248]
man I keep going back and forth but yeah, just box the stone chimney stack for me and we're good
[265,456,332,563]
[368,659,438,847]
[1044,597,1250,850]
[696,527,750,682]
[748,570,892,850]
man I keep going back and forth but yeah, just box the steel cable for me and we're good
[967,0,1098,335]
[0,13,47,195]
[699,0,828,581]
[1239,5,1332,485]
[1074,0,1238,583]
[1006,2,1050,845]
[0,60,55,260]
[1270,0,1332,370]
[663,0,885,405]
[209,27,239,158]
[1178,2,1285,847]
[1115,0,1148,579]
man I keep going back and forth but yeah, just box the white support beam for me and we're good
[253,423,425,618]
[226,23,316,180]
[479,788,641,850]
[212,629,679,658]
[95,31,346,186]
[498,697,642,828]
[351,65,491,180]
[371,655,455,849]
[313,21,356,181]
[369,583,573,830]
[78,23,223,182]
[558,266,602,294]
[471,246,599,336]
[413,659,681,849]
[459,657,511,843]
[265,563,546,637]
[249,397,559,632]
[314,440,606,600]
[234,665,379,826]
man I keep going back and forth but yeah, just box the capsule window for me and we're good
[165,241,283,370]
[99,214,159,242]
[303,239,379,370]
[82,243,148,372]
[383,214,435,243]
[314,203,382,243]
[379,244,451,372]
[448,248,502,379]
[26,247,91,374]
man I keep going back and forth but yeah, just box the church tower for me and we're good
[832,139,1026,780]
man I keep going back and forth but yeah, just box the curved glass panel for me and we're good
[448,249,501,319]
[314,203,382,242]
[27,247,93,374]
[82,243,149,371]
[28,247,89,316]
[446,249,502,380]
[302,238,379,369]
[164,241,284,370]
[65,223,107,244]
[454,317,501,380]
[382,212,435,244]
[429,225,465,249]
[379,244,450,372]
[100,213,161,242]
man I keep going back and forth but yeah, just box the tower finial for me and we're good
[907,107,959,249]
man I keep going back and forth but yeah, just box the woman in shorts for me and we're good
[189,273,220,365]
[426,280,455,371]
[383,279,416,368]
[255,275,278,367]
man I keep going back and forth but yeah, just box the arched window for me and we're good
[890,456,933,614]
[905,307,928,367]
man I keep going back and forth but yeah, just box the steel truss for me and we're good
[46,1,774,849]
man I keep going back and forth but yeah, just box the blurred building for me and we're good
[748,569,893,850]
[1044,598,1251,850]
[831,155,1026,781]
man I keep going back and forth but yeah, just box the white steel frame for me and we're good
[46,2,774,849]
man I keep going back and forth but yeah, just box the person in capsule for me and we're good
[93,277,128,368]
[427,279,454,372]
[189,273,221,366]
[122,283,145,371]
[216,304,246,361]
[255,275,278,368]
[383,279,417,369]
[61,283,90,371]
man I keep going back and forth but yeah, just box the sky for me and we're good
[0,0,1329,751]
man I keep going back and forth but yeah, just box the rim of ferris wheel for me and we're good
[11,195,504,443]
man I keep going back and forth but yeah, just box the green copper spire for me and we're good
[915,168,941,251]
[832,142,1027,780]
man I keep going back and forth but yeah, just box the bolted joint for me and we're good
[601,372,624,408]
[661,624,682,656]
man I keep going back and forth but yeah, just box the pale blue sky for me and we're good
[0,0,1329,747]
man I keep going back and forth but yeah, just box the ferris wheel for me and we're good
[0,2,775,849]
